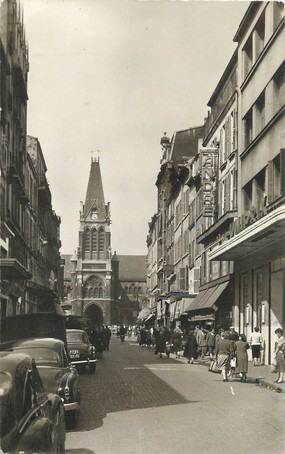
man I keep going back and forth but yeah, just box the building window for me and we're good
[254,168,266,213]
[255,10,265,60]
[243,35,253,79]
[99,229,105,259]
[273,61,285,113]
[243,180,252,211]
[219,125,226,165]
[243,109,253,149]
[91,229,98,258]
[255,91,265,136]
[273,2,284,31]
[267,151,285,203]
[84,228,91,259]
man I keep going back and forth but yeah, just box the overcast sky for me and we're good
[22,0,249,256]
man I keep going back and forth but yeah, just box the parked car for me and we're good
[0,351,66,453]
[0,313,81,429]
[66,328,97,373]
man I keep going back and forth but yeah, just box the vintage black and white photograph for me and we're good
[0,0,285,453]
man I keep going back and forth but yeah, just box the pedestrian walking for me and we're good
[139,326,147,346]
[215,328,224,354]
[234,334,249,382]
[249,327,263,366]
[206,327,215,360]
[145,328,152,348]
[216,331,234,382]
[171,326,183,359]
[154,328,167,358]
[103,325,112,351]
[274,328,285,384]
[119,325,127,343]
[91,326,105,359]
[228,325,239,342]
[185,329,198,364]
[199,328,207,359]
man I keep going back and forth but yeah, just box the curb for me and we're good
[174,355,285,393]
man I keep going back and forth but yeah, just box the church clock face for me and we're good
[91,211,98,220]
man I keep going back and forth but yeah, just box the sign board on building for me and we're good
[200,147,218,217]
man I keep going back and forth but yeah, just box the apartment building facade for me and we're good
[0,0,62,316]
[209,1,285,364]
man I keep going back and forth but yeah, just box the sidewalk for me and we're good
[173,352,285,393]
[128,338,285,393]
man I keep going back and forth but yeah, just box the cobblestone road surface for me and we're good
[65,336,285,454]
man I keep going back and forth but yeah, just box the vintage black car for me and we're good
[0,313,81,429]
[0,351,66,453]
[66,329,97,373]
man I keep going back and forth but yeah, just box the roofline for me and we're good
[233,1,263,43]
[207,49,238,107]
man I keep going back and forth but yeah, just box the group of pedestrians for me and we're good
[140,323,285,385]
[89,325,112,358]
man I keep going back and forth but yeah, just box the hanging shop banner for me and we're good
[200,147,218,217]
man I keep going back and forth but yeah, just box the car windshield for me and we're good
[17,347,61,366]
[67,333,87,343]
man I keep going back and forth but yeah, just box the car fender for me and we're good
[16,417,53,453]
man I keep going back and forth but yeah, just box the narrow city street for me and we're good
[66,336,285,454]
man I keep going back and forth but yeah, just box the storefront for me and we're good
[209,205,285,365]
[183,278,233,330]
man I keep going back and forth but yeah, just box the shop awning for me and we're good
[174,299,183,319]
[186,282,229,312]
[209,205,285,261]
[181,297,196,313]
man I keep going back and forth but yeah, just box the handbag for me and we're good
[230,357,236,368]
[209,359,221,373]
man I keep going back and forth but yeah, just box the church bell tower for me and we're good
[71,156,113,327]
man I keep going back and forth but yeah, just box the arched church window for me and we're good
[94,287,99,297]
[99,228,105,259]
[91,228,98,259]
[88,287,93,298]
[99,286,103,298]
[84,228,91,259]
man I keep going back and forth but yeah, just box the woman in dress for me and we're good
[216,331,234,382]
[234,334,249,382]
[171,326,183,359]
[185,329,198,364]
[154,328,166,358]
[274,328,285,384]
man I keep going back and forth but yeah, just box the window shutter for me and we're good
[218,182,222,218]
[232,109,237,150]
[233,169,238,210]
[267,160,274,204]
[180,267,186,290]
[193,266,200,293]
[281,149,285,195]
[226,174,231,211]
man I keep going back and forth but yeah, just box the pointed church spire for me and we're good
[83,156,106,220]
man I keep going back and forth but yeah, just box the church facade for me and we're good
[70,157,114,327]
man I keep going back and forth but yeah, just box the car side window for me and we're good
[22,372,33,416]
[61,345,70,367]
[29,360,44,394]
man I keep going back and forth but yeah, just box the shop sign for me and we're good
[188,314,215,321]
[201,148,218,217]
[229,205,267,238]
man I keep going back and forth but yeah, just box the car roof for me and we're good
[0,351,32,375]
[0,338,65,351]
